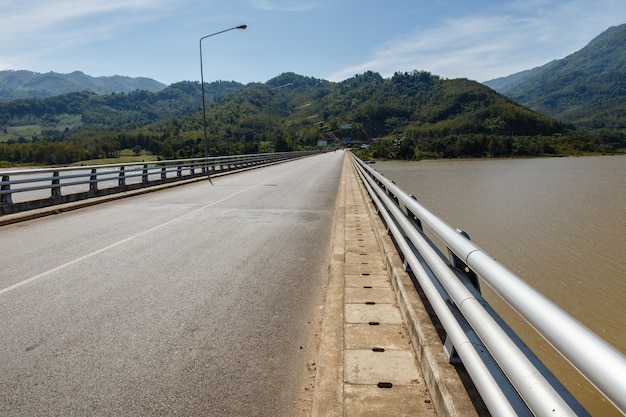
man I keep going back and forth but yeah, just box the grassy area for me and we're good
[71,150,160,166]
[1,150,161,169]
[1,114,83,142]
[1,125,42,142]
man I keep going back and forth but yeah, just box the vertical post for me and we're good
[200,25,247,185]
[200,40,209,165]
[89,168,98,191]
[1,175,12,204]
[119,166,126,186]
[448,229,480,292]
[267,82,294,153]
[51,171,61,197]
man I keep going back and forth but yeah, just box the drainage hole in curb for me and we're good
[378,382,393,389]
[372,347,386,352]
[365,301,376,305]
[361,273,370,276]
[363,286,372,289]
[369,321,380,326]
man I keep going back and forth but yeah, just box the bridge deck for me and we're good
[1,154,481,416]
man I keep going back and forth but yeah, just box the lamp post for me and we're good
[200,24,247,179]
[292,103,312,150]
[267,82,293,152]
[305,114,320,149]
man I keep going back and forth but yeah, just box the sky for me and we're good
[1,0,625,86]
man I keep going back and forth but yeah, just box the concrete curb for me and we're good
[350,158,481,417]
[311,154,481,416]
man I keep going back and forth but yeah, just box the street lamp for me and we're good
[304,114,320,149]
[199,24,247,180]
[267,82,293,152]
[292,103,312,150]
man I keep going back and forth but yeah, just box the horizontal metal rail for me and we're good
[349,152,626,416]
[1,152,318,215]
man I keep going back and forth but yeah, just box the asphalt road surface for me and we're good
[0,152,344,416]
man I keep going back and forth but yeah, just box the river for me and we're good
[373,155,626,416]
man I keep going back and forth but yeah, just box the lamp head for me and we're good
[237,25,247,29]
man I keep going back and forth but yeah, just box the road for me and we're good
[0,152,344,416]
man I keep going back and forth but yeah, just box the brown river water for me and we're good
[373,155,626,416]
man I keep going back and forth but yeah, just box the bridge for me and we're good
[1,152,625,416]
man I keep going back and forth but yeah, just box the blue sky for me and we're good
[1,0,625,86]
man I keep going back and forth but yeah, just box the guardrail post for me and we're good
[443,330,461,364]
[161,167,167,180]
[119,166,126,186]
[448,229,480,292]
[89,168,98,191]
[408,195,423,230]
[51,171,61,197]
[142,164,149,183]
[176,165,182,178]
[1,175,12,204]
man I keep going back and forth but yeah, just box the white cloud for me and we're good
[0,1,169,46]
[0,0,173,70]
[327,15,528,82]
[327,0,626,82]
[250,0,317,12]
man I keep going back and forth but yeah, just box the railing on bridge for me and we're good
[349,152,626,417]
[0,152,318,215]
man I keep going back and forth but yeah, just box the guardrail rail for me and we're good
[349,152,626,417]
[0,152,318,215]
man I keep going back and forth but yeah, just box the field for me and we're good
[71,149,160,166]
[1,114,83,142]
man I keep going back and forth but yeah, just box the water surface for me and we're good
[374,156,626,416]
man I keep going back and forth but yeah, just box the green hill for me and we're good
[485,24,626,129]
[0,70,167,101]
[1,70,623,166]
[0,80,242,137]
[119,71,569,159]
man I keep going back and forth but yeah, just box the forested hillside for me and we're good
[1,70,624,166]
[485,24,626,129]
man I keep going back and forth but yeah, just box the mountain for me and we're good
[484,24,626,129]
[483,66,546,94]
[7,70,614,167]
[0,70,167,101]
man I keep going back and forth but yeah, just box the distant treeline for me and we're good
[356,129,625,160]
[2,128,623,166]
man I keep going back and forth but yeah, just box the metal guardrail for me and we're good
[349,153,626,417]
[0,152,318,215]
